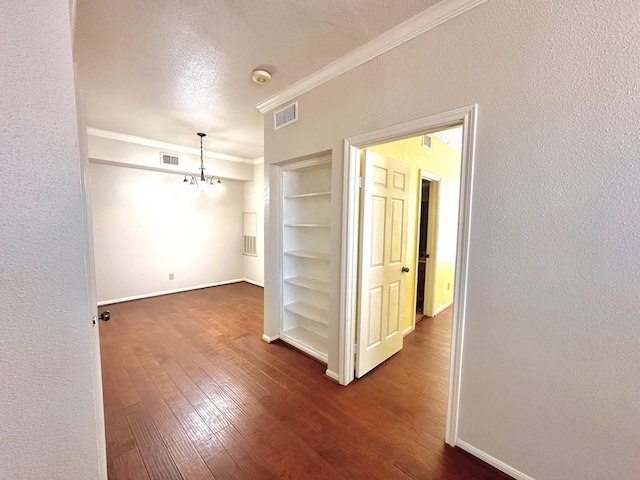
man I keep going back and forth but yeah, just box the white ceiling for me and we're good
[74,0,442,159]
[434,126,463,152]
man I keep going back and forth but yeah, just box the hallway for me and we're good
[100,282,510,479]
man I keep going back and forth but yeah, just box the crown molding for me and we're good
[253,157,265,165]
[86,127,255,165]
[255,0,488,113]
[88,157,251,182]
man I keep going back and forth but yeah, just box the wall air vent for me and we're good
[422,134,432,150]
[274,101,298,130]
[160,152,180,166]
[243,236,257,256]
[243,212,257,256]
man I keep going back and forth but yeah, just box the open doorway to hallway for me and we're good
[366,127,463,329]
[344,107,474,448]
[360,124,464,447]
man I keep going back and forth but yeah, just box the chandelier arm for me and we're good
[182,133,222,191]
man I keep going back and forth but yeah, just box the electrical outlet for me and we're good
[169,273,174,280]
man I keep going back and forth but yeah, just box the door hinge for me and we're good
[358,177,362,188]
[354,343,358,350]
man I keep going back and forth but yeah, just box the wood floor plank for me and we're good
[124,402,183,480]
[101,282,512,480]
[162,360,231,435]
[113,447,151,480]
[214,425,281,479]
[101,370,136,459]
[128,365,187,447]
[107,458,118,480]
[167,437,216,480]
[205,450,243,480]
[152,371,224,460]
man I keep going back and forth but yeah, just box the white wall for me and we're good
[88,134,254,182]
[263,1,640,479]
[88,136,263,303]
[89,160,245,303]
[0,1,101,479]
[243,161,265,285]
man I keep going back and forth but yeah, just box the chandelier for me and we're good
[182,132,223,192]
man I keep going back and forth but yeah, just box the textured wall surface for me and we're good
[243,162,265,285]
[263,1,640,478]
[90,161,244,303]
[0,1,101,478]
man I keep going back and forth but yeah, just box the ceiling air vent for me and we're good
[160,152,180,166]
[274,101,298,130]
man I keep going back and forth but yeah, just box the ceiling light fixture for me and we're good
[251,69,271,84]
[182,133,223,193]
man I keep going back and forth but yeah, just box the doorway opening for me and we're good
[416,177,432,320]
[340,105,476,446]
[415,170,441,323]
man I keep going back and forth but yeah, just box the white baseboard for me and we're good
[262,334,279,343]
[325,369,340,382]
[434,300,454,316]
[456,440,535,480]
[97,279,245,306]
[243,278,264,287]
[403,325,414,336]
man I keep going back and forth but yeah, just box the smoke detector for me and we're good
[251,69,271,84]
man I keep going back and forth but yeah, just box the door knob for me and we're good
[99,310,110,322]
[402,267,410,273]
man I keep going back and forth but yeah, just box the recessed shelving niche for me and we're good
[281,157,332,363]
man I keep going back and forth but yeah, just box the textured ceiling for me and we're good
[74,0,441,159]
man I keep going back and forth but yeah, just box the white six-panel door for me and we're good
[356,150,411,377]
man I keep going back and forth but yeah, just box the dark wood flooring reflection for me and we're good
[100,282,511,479]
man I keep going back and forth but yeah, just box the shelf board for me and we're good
[284,276,330,293]
[280,326,328,364]
[284,191,331,199]
[284,301,329,325]
[284,223,330,228]
[284,250,330,261]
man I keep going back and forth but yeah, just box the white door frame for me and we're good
[339,104,477,447]
[413,170,441,329]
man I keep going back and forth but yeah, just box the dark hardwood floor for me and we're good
[100,282,510,479]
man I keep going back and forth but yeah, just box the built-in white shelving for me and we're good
[280,327,328,364]
[284,276,330,293]
[284,223,330,228]
[284,191,331,199]
[284,250,330,261]
[284,301,329,325]
[280,158,332,364]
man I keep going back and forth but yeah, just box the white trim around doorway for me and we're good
[339,104,478,448]
[414,170,441,326]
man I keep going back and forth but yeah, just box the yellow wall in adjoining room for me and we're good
[369,130,462,331]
